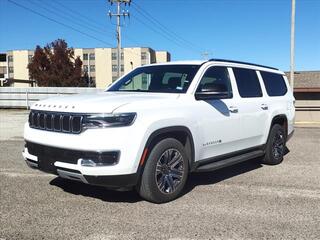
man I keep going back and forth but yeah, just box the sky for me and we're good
[0,0,319,71]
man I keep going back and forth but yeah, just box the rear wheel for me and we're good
[138,138,189,203]
[262,124,286,165]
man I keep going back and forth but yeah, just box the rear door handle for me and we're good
[261,104,268,110]
[229,106,238,113]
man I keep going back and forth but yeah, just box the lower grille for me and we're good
[29,110,83,134]
[26,141,119,166]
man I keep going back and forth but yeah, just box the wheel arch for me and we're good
[270,114,288,137]
[263,114,288,146]
[139,126,196,172]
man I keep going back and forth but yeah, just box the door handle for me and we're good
[261,104,268,110]
[229,106,238,113]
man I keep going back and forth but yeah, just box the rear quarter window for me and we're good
[260,71,287,96]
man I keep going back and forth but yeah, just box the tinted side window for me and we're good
[197,66,232,95]
[260,71,287,96]
[233,68,262,98]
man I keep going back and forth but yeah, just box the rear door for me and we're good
[231,67,269,148]
[259,71,293,140]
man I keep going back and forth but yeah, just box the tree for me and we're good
[28,39,86,87]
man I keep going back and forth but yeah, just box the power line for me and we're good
[7,0,167,63]
[28,0,114,40]
[53,0,115,36]
[38,0,140,57]
[7,0,114,47]
[131,14,195,54]
[132,2,198,48]
[40,0,147,51]
[45,0,144,58]
[131,1,203,55]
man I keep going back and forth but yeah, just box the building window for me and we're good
[141,52,147,60]
[9,67,14,73]
[83,65,88,72]
[121,65,124,72]
[0,66,6,74]
[90,65,95,72]
[0,54,6,62]
[89,53,95,60]
[91,77,96,82]
[142,75,148,89]
[28,55,33,62]
[112,76,118,82]
[83,53,88,60]
[121,52,124,60]
[112,65,117,72]
[8,55,13,62]
[112,53,117,60]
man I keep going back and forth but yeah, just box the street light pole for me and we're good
[290,0,296,90]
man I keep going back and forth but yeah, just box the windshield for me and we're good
[108,65,200,93]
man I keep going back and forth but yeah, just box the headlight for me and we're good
[83,112,136,128]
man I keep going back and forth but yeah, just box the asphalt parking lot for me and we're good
[0,110,320,240]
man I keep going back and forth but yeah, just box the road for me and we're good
[0,110,320,239]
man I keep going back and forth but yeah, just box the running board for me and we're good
[195,150,264,172]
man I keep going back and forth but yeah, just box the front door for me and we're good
[193,66,242,161]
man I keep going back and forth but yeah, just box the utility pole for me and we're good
[108,0,130,78]
[290,0,296,90]
[201,51,211,60]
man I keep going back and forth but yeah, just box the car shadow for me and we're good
[284,146,290,156]
[204,99,230,116]
[50,157,266,203]
[182,158,263,196]
[50,177,142,203]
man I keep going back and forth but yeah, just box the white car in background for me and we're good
[23,59,295,203]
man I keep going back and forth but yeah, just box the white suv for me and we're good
[23,59,295,203]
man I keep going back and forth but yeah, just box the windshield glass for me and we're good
[108,65,200,93]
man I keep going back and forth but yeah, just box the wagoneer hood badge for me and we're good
[31,92,178,113]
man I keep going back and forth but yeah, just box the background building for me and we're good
[3,47,171,88]
[285,71,320,123]
[0,53,7,86]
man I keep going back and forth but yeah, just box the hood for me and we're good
[31,91,180,113]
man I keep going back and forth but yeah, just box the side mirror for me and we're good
[195,84,231,100]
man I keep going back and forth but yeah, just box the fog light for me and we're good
[80,158,111,167]
[80,159,97,167]
[79,151,120,167]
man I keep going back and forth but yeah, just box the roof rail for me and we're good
[208,58,278,70]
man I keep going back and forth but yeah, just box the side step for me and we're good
[195,150,264,172]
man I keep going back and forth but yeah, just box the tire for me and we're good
[138,138,189,203]
[262,124,286,165]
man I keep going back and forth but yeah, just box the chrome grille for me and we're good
[29,110,83,134]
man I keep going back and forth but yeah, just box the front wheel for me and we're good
[138,138,189,203]
[262,124,286,165]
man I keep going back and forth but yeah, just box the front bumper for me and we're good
[24,123,147,176]
[22,145,139,189]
